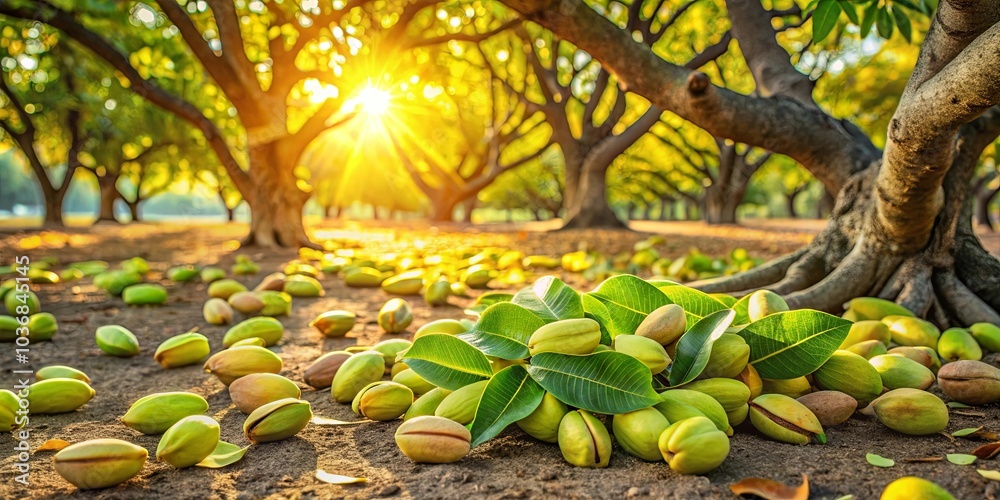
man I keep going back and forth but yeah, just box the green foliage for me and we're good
[469,365,544,446]
[739,309,852,379]
[667,309,736,386]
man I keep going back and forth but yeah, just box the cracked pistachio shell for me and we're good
[862,388,948,435]
[309,310,355,337]
[612,407,669,461]
[656,389,731,435]
[304,351,352,389]
[869,354,935,391]
[1,389,23,432]
[122,391,209,434]
[882,315,940,349]
[331,351,385,403]
[54,439,147,490]
[424,279,451,307]
[208,279,246,300]
[227,291,265,314]
[528,318,601,356]
[374,338,412,369]
[613,335,671,374]
[813,350,884,405]
[969,323,1000,352]
[435,380,488,425]
[516,392,569,443]
[936,360,1000,406]
[634,304,686,345]
[701,334,750,379]
[223,317,284,347]
[352,381,413,421]
[95,325,140,357]
[937,328,982,362]
[658,416,730,475]
[156,415,220,468]
[558,410,612,468]
[395,415,471,463]
[203,298,234,325]
[749,393,826,445]
[253,272,286,292]
[880,477,954,500]
[845,339,888,359]
[37,365,90,384]
[203,346,283,386]
[747,290,789,322]
[797,390,857,427]
[403,387,451,421]
[414,319,468,340]
[154,332,210,368]
[26,378,95,414]
[378,298,413,333]
[229,373,301,414]
[761,376,812,399]
[230,337,266,348]
[392,368,436,396]
[243,398,312,444]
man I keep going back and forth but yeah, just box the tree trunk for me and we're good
[42,188,66,226]
[704,188,740,224]
[816,188,835,219]
[97,176,119,223]
[431,195,460,222]
[127,199,140,222]
[786,193,798,219]
[242,141,311,248]
[326,205,341,219]
[976,188,997,230]
[562,159,625,229]
[226,204,236,222]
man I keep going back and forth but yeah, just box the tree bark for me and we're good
[42,187,66,226]
[227,204,237,222]
[242,140,311,247]
[127,200,140,222]
[786,193,798,219]
[976,187,998,230]
[704,189,741,224]
[96,176,119,223]
[562,158,625,228]
[461,198,475,223]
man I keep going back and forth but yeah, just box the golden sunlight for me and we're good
[354,85,392,116]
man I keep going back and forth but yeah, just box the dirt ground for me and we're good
[1,219,999,500]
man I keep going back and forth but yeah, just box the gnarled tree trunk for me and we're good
[242,140,311,248]
[96,175,119,223]
[562,158,624,228]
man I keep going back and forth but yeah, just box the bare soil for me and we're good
[1,219,999,500]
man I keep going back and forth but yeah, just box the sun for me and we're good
[355,86,392,117]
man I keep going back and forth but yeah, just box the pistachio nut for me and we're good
[391,362,411,378]
[861,388,948,435]
[392,368,436,395]
[203,345,283,386]
[761,376,812,399]
[26,312,58,341]
[612,407,669,461]
[404,387,451,421]
[839,320,891,349]
[658,416,730,475]
[304,351,352,389]
[516,392,569,443]
[231,255,259,275]
[1,389,23,432]
[282,275,325,297]
[53,439,147,489]
[203,298,234,325]
[522,255,560,269]
[378,298,413,333]
[199,266,226,283]
[613,334,671,374]
[6,289,40,315]
[747,290,789,322]
[701,334,750,379]
[969,322,1000,352]
[344,345,375,354]
[749,394,826,444]
[253,272,286,292]
[284,261,319,277]
[461,265,493,289]
[230,373,301,414]
[450,281,470,298]
[207,279,247,299]
[121,256,150,275]
[843,297,914,321]
[414,319,468,340]
[156,415,220,468]
[937,327,982,362]
[223,317,284,347]
[635,304,686,345]
[887,346,940,373]
[656,389,731,435]
[120,284,167,306]
[845,339,888,359]
[882,315,940,349]
[797,390,857,427]
[94,271,142,296]
[309,310,355,337]
[736,364,763,400]
[527,318,601,356]
[395,415,471,463]
[435,380,488,425]
[230,337,266,347]
[344,267,384,287]
[243,398,313,444]
[381,271,424,296]
[424,279,451,307]
[122,391,210,434]
[29,269,59,284]
[869,354,935,390]
[154,332,210,368]
[227,291,265,314]
[257,290,292,316]
[812,350,884,405]
[331,351,385,403]
[726,404,750,427]
[880,477,954,500]
[0,315,17,342]
[26,378,95,414]
[37,365,90,384]
[936,360,1000,405]
[558,410,612,468]
[683,378,752,426]
[352,381,413,421]
[95,325,140,357]
[167,265,200,282]
[374,338,412,369]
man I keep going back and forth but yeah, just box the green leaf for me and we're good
[526,351,660,414]
[659,285,730,326]
[978,469,1000,481]
[837,0,859,24]
[469,365,544,447]
[196,441,249,468]
[457,302,546,360]
[731,294,753,325]
[402,334,493,390]
[947,402,973,408]
[859,0,879,37]
[740,310,852,379]
[891,6,912,42]
[876,7,894,39]
[952,427,983,437]
[464,292,514,316]
[668,309,737,386]
[581,294,614,345]
[812,0,842,43]
[511,276,584,322]
[947,454,977,465]
[585,275,672,338]
[709,293,738,307]
[865,453,895,467]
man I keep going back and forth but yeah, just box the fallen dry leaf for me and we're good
[903,456,944,463]
[316,470,368,485]
[310,416,371,426]
[953,410,987,418]
[939,431,956,443]
[971,430,1000,441]
[973,442,1000,460]
[37,439,71,452]
[730,474,809,500]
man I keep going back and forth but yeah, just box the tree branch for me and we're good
[405,19,518,49]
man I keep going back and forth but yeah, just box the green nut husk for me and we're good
[26,378,95,414]
[154,332,210,368]
[656,389,731,435]
[558,410,612,468]
[403,387,451,421]
[461,265,493,289]
[395,415,471,463]
[749,393,826,444]
[37,365,90,384]
[869,354,935,390]
[839,320,891,348]
[229,373,301,414]
[156,415,220,468]
[516,392,569,443]
[761,376,812,398]
[230,338,266,348]
[528,318,601,356]
[26,312,58,341]
[435,380,488,425]
[28,269,59,284]
[1,389,23,432]
[845,339,888,359]
[882,315,940,349]
[392,368,436,395]
[242,398,313,444]
[683,378,752,426]
[167,265,200,282]
[0,315,18,341]
[53,438,147,490]
[887,346,941,373]
[121,257,150,275]
[203,298,234,325]
[634,304,686,345]
[937,327,982,362]
[303,351,352,389]
[747,290,789,322]
[199,266,226,283]
[257,290,292,316]
[94,271,142,296]
[381,271,425,296]
[969,323,1000,352]
[309,310,355,337]
[227,291,265,314]
[797,390,857,427]
[843,297,914,321]
[701,334,750,379]
[282,275,325,297]
[414,319,468,339]
[95,325,140,357]
[812,350,884,405]
[613,335,671,374]
[374,338,412,369]
[5,289,40,315]
[203,345,283,386]
[223,317,284,347]
[122,391,210,434]
[880,477,954,500]
[352,381,413,420]
[208,279,247,299]
[424,279,451,307]
[378,298,413,333]
[344,267,385,287]
[861,388,948,435]
[936,360,1000,406]
[122,284,168,305]
[331,351,385,403]
[612,407,669,461]
[658,416,730,475]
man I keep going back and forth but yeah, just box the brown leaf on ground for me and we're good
[973,442,1000,460]
[903,457,944,463]
[971,430,1000,441]
[37,439,71,452]
[730,474,808,500]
